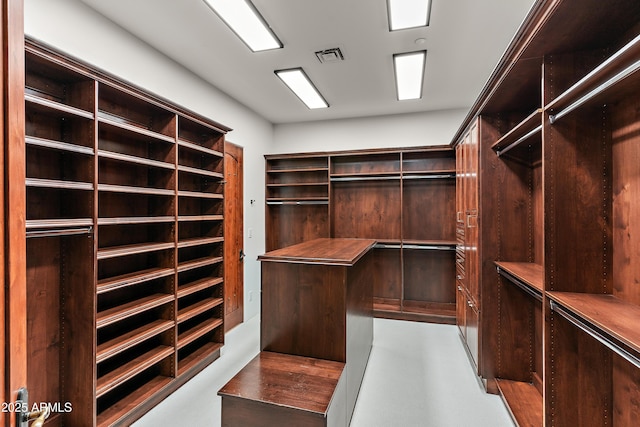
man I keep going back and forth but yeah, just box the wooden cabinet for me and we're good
[452,0,640,424]
[23,39,230,426]
[265,147,456,323]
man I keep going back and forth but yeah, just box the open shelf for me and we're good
[178,236,224,249]
[177,164,224,179]
[26,135,94,156]
[96,375,173,427]
[178,256,224,273]
[546,33,640,121]
[496,262,544,300]
[97,294,174,329]
[98,149,175,170]
[177,298,223,323]
[97,242,175,260]
[96,320,174,364]
[96,345,174,398]
[496,379,543,427]
[178,277,224,299]
[491,109,542,158]
[177,318,223,349]
[25,92,94,120]
[548,292,640,363]
[178,140,223,158]
[26,177,93,191]
[97,267,175,294]
[177,342,222,377]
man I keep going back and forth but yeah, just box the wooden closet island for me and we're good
[219,238,376,426]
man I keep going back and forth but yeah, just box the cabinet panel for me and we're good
[331,180,401,241]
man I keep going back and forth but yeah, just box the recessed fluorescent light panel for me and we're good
[275,68,329,109]
[388,0,432,30]
[203,0,282,52]
[393,51,426,100]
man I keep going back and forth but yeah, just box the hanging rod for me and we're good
[266,200,329,205]
[496,265,542,302]
[330,176,400,182]
[496,125,542,158]
[26,226,93,239]
[402,174,455,180]
[403,244,456,251]
[549,59,640,124]
[374,243,402,250]
[550,300,640,370]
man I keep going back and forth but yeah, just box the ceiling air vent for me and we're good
[315,47,345,64]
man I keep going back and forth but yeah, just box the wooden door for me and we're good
[4,0,27,425]
[224,142,244,332]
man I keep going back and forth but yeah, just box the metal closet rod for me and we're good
[550,300,640,370]
[374,243,455,251]
[548,32,640,123]
[26,226,93,239]
[549,58,640,124]
[497,125,542,158]
[330,176,400,182]
[496,266,542,302]
[266,200,329,205]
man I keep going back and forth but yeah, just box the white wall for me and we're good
[25,0,271,322]
[272,108,468,154]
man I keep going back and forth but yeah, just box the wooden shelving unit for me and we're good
[451,0,640,424]
[23,39,230,426]
[265,146,456,323]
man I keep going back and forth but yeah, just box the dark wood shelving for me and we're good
[25,92,94,119]
[98,149,175,170]
[96,320,174,364]
[178,164,224,179]
[98,216,176,226]
[177,298,224,323]
[25,218,93,229]
[178,277,224,299]
[26,177,93,191]
[25,135,94,155]
[177,256,224,273]
[20,41,228,426]
[97,113,176,144]
[96,376,173,427]
[178,215,224,222]
[177,318,223,349]
[496,379,543,427]
[496,262,544,298]
[97,267,175,294]
[97,241,175,260]
[177,342,223,376]
[177,236,224,249]
[97,183,175,196]
[490,109,542,154]
[548,292,640,358]
[267,147,455,323]
[267,167,328,173]
[178,139,223,158]
[96,345,174,398]
[97,294,174,329]
[178,190,223,199]
[545,33,640,118]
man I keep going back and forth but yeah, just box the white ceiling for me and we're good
[79,0,535,124]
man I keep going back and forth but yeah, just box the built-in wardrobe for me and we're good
[454,0,640,425]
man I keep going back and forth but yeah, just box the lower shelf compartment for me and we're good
[496,379,543,427]
[97,375,173,427]
[373,301,455,324]
[178,341,223,376]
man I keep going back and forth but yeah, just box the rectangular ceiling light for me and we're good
[203,0,282,52]
[388,0,432,30]
[393,51,426,100]
[275,68,329,109]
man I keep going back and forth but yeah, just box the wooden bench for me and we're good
[218,351,347,427]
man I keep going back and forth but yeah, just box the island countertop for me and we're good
[257,238,377,266]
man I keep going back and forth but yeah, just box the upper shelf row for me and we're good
[25,50,225,157]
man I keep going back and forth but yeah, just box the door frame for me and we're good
[223,141,244,332]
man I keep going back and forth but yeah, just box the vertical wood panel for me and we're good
[4,1,25,424]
